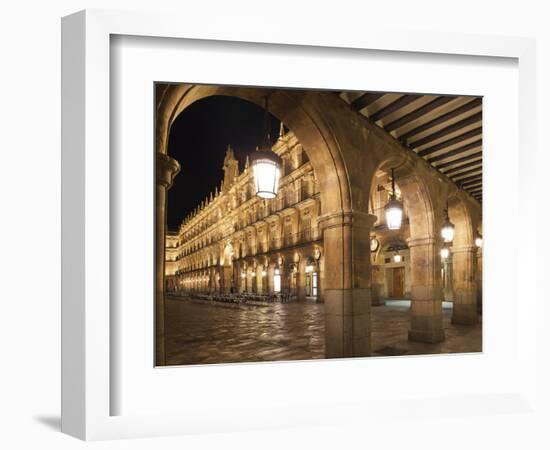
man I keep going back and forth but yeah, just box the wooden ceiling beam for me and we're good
[442,158,482,175]
[435,151,482,169]
[427,140,482,164]
[459,173,483,183]
[450,167,483,180]
[370,94,422,122]
[399,97,482,142]
[351,92,385,111]
[410,112,482,149]
[417,127,482,157]
[461,179,482,189]
[384,96,454,132]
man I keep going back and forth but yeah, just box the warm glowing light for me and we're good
[385,197,404,230]
[441,218,455,243]
[261,270,267,277]
[250,96,282,199]
[475,236,483,248]
[251,154,281,199]
[305,265,314,273]
[441,247,450,259]
[384,168,403,230]
[274,268,281,292]
[241,272,246,279]
[393,253,402,263]
[252,272,256,277]
[441,202,455,243]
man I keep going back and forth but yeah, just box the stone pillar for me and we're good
[252,269,257,293]
[281,266,289,294]
[155,153,180,366]
[255,266,262,293]
[371,265,385,306]
[318,256,325,303]
[476,249,483,314]
[319,210,376,358]
[209,268,215,293]
[297,260,307,301]
[443,259,453,301]
[407,237,445,343]
[239,263,245,293]
[222,265,232,293]
[452,245,478,325]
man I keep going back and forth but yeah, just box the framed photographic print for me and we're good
[155,82,483,367]
[61,9,538,441]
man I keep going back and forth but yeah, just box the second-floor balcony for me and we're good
[268,227,321,253]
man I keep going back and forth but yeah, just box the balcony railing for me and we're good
[266,227,320,253]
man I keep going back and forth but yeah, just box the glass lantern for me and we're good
[384,168,404,230]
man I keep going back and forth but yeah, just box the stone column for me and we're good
[222,265,232,293]
[280,266,289,294]
[319,210,376,358]
[238,263,245,293]
[443,259,453,301]
[252,269,257,293]
[155,153,180,366]
[407,236,445,343]
[209,268,215,293]
[452,245,478,325]
[318,256,325,303]
[476,249,483,314]
[371,265,385,306]
[297,259,307,301]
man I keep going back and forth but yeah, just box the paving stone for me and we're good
[164,296,481,366]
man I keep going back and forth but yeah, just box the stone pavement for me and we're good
[164,296,481,366]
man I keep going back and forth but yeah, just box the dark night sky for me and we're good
[166,95,282,231]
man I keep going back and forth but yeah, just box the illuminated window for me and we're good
[274,268,281,293]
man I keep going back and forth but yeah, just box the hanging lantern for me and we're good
[441,246,450,260]
[385,168,404,230]
[250,95,282,199]
[393,252,402,263]
[475,234,483,248]
[441,201,455,243]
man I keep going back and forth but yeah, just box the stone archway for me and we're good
[368,155,449,344]
[448,192,479,324]
[155,83,482,362]
[221,242,234,294]
[398,166,447,343]
[155,84,373,361]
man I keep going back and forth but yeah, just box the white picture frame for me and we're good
[61,9,538,441]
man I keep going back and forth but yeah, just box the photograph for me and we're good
[0,0,544,446]
[155,84,483,366]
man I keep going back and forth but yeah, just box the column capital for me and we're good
[318,209,376,231]
[406,236,439,248]
[156,153,181,189]
[452,244,477,254]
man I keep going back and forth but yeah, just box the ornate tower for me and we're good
[222,144,239,192]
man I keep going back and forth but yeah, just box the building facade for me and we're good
[165,127,325,301]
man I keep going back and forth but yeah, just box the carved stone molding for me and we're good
[156,153,181,189]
